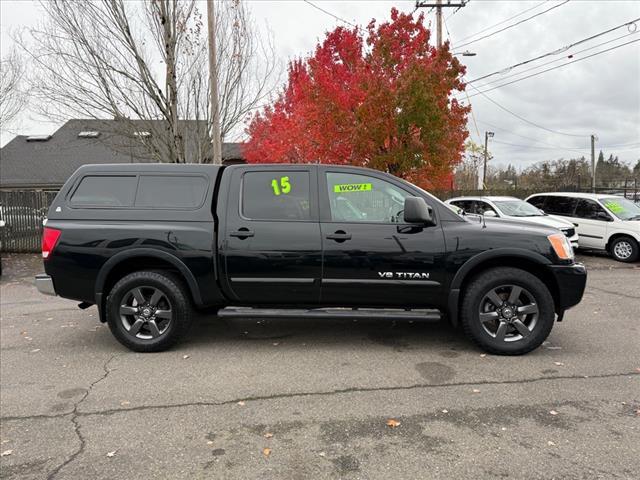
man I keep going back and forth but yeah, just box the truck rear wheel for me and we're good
[106,271,192,352]
[461,267,555,355]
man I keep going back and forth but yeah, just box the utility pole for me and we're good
[483,131,494,190]
[590,134,597,192]
[207,0,222,165]
[415,0,467,48]
[435,0,443,47]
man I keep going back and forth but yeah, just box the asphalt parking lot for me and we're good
[1,253,638,479]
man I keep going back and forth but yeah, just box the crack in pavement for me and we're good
[587,285,640,300]
[45,354,119,480]
[3,370,637,423]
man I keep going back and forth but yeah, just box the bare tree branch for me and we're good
[0,49,28,129]
[17,0,280,163]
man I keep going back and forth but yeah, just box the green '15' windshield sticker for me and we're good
[333,183,372,193]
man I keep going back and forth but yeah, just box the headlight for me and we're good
[548,233,574,260]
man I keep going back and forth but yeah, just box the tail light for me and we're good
[42,227,61,260]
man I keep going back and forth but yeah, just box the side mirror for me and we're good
[403,197,435,225]
[538,209,545,215]
[483,210,497,217]
[597,211,611,221]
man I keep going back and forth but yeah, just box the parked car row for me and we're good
[446,193,640,263]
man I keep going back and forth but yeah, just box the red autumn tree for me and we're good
[244,8,469,190]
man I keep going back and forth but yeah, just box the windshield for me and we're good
[600,197,640,220]
[493,200,544,217]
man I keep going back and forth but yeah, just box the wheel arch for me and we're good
[95,249,204,322]
[606,232,639,252]
[447,249,558,327]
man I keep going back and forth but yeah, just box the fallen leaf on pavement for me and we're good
[549,410,559,416]
[237,401,245,406]
[30,349,41,353]
[262,447,271,457]
[207,441,214,445]
[441,409,448,414]
[386,419,401,428]
[1,450,13,457]
[480,354,486,358]
[182,355,190,359]
[106,450,117,457]
[319,451,326,457]
[120,401,130,406]
[264,432,273,438]
[472,389,481,394]
[553,362,564,366]
[547,441,556,446]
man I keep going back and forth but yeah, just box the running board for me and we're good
[217,307,441,321]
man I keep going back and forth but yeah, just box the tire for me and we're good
[106,271,193,352]
[609,236,639,263]
[461,267,555,355]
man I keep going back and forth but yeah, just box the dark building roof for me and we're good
[0,119,245,188]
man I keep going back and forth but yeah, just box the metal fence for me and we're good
[0,190,59,253]
[433,185,640,202]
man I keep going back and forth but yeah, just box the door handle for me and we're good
[326,231,352,242]
[230,228,254,239]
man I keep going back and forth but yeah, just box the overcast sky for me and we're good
[1,0,639,169]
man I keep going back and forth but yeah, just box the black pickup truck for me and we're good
[36,163,586,355]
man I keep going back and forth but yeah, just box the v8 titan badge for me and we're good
[378,271,430,279]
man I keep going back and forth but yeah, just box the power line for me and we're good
[465,38,640,98]
[476,119,589,153]
[473,31,637,90]
[468,18,639,85]
[455,0,570,49]
[468,83,588,138]
[455,0,549,43]
[445,0,471,22]
[302,0,356,28]
[492,139,588,153]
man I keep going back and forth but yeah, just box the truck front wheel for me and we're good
[461,267,555,355]
[106,271,193,352]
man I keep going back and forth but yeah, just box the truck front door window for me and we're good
[326,172,410,223]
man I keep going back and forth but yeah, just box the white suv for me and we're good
[445,196,580,248]
[526,192,640,262]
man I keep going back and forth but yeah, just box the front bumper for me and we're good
[547,262,587,311]
[35,273,56,296]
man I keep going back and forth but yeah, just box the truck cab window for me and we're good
[242,171,311,221]
[326,172,410,223]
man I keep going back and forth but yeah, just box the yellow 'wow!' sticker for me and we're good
[333,183,372,193]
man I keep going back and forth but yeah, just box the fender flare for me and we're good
[447,248,552,327]
[95,248,203,306]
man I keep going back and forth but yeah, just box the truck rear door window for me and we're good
[70,175,137,207]
[242,171,311,221]
[135,175,207,208]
